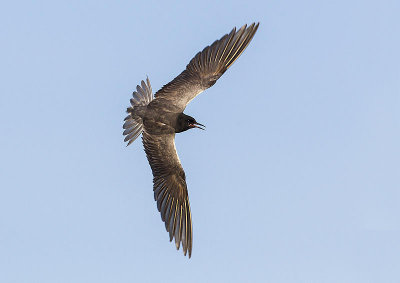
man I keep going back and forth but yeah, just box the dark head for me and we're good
[176,113,205,133]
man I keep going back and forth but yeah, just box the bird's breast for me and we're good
[143,106,179,135]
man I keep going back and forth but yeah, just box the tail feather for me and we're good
[123,77,153,146]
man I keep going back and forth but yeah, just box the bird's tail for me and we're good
[123,77,153,146]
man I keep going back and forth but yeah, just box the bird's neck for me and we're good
[175,113,192,133]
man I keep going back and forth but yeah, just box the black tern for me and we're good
[123,23,259,258]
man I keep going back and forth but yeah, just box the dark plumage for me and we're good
[123,23,259,258]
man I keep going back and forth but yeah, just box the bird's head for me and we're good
[176,114,205,133]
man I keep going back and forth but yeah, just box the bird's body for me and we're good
[123,23,259,258]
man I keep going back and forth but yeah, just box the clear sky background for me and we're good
[1,0,399,282]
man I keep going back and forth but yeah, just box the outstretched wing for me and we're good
[142,130,193,257]
[155,23,259,112]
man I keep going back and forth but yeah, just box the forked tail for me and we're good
[123,77,153,146]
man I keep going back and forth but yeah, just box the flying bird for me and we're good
[123,23,259,258]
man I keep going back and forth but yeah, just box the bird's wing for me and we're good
[142,130,193,257]
[155,23,259,112]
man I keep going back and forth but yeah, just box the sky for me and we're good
[0,0,399,282]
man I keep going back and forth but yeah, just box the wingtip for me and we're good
[238,22,260,35]
[238,22,259,29]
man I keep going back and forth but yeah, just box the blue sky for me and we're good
[1,0,399,282]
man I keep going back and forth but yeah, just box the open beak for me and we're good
[191,122,206,130]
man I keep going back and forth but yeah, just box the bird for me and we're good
[123,23,259,258]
